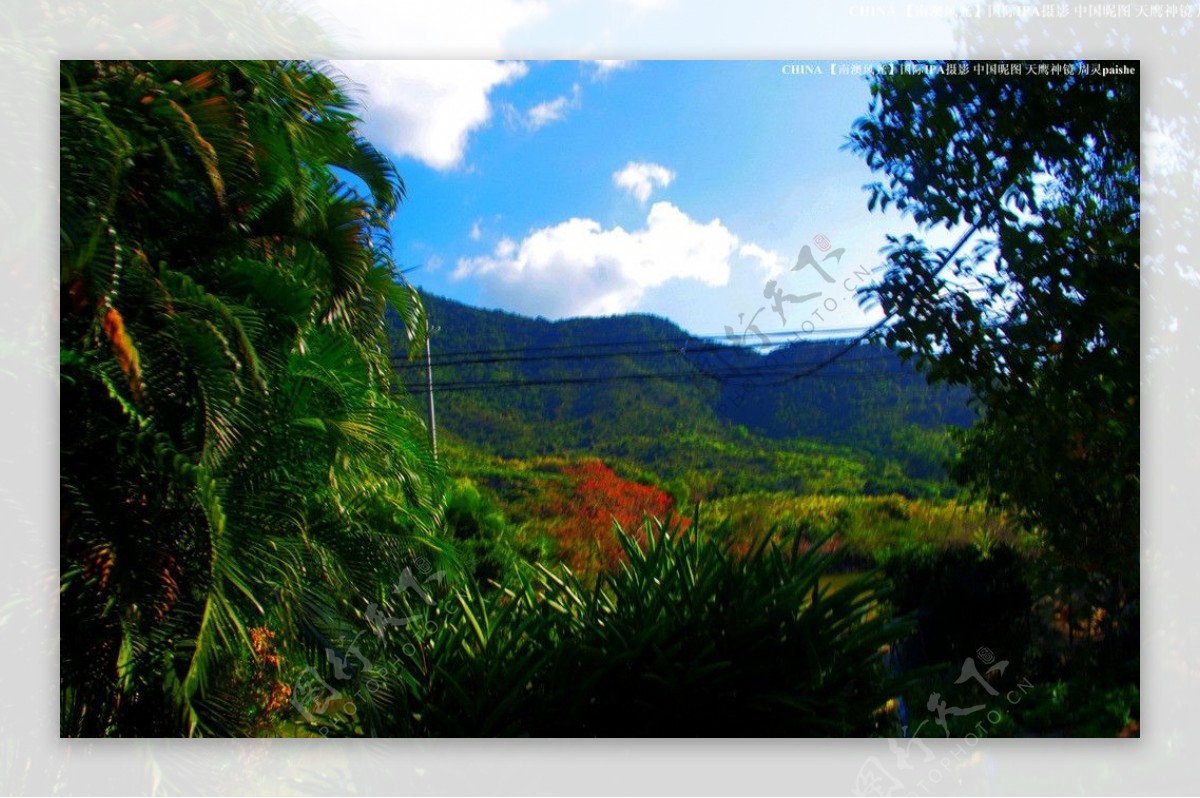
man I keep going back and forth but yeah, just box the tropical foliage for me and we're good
[304,518,915,737]
[847,59,1140,735]
[59,58,1139,739]
[398,291,975,497]
[847,61,1140,614]
[60,60,441,736]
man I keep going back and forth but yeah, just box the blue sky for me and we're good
[335,59,931,339]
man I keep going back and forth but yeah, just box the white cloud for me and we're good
[495,237,518,258]
[737,242,789,279]
[588,60,635,79]
[331,60,528,170]
[613,161,676,204]
[505,83,582,131]
[469,219,483,241]
[453,201,741,318]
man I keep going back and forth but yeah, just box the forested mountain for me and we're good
[390,292,975,494]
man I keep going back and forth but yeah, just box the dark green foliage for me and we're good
[443,478,525,587]
[845,60,1140,738]
[326,518,916,737]
[60,60,442,737]
[661,477,690,510]
[847,61,1139,598]
[885,544,1032,674]
[706,341,975,461]
[1013,680,1138,737]
[528,524,907,736]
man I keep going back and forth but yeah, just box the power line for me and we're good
[393,242,993,394]
[390,325,879,362]
[397,284,997,363]
[391,337,887,371]
[387,334,921,394]
[412,370,949,395]
[762,223,985,388]
[397,353,919,395]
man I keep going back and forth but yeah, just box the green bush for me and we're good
[661,477,691,511]
[1011,680,1138,737]
[885,543,1032,674]
[305,517,917,736]
[443,478,510,585]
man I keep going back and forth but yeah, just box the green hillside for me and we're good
[390,291,974,500]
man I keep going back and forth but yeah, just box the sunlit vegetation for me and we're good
[60,59,1138,738]
[705,492,1019,566]
[60,59,442,737]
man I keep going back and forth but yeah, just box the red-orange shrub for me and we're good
[544,460,684,575]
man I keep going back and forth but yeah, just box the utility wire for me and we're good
[756,223,985,388]
[390,325,880,362]
[394,234,989,393]
[395,285,996,363]
[398,354,925,395]
[422,370,942,395]
[391,338,891,371]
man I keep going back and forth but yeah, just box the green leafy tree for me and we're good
[60,60,441,736]
[847,62,1139,617]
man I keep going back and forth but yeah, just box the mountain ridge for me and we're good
[390,291,976,498]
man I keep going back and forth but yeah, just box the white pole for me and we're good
[424,320,437,460]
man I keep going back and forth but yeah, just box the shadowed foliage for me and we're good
[847,60,1139,628]
[306,517,916,737]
